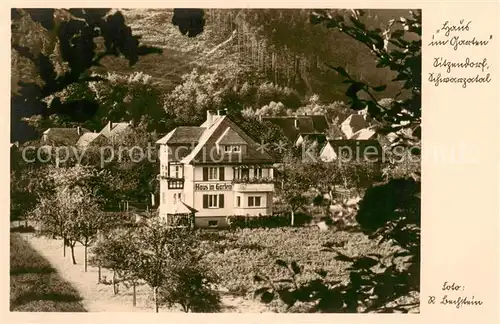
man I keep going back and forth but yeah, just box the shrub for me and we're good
[158,256,222,312]
[226,212,312,229]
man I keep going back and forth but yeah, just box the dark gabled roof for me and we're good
[182,116,275,165]
[262,115,329,142]
[350,128,377,140]
[297,133,327,143]
[76,132,109,148]
[341,114,367,138]
[310,115,329,133]
[157,126,205,145]
[99,122,133,139]
[216,127,247,145]
[42,127,90,146]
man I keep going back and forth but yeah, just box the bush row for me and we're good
[226,212,312,229]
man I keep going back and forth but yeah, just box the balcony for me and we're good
[232,177,275,192]
[159,174,184,182]
[158,174,184,189]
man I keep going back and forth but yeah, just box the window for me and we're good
[254,167,263,178]
[208,167,218,180]
[203,194,224,209]
[203,167,224,181]
[248,196,262,207]
[169,163,183,178]
[208,194,218,208]
[224,145,241,152]
[208,220,219,227]
[236,196,241,207]
[168,181,184,189]
[178,193,182,200]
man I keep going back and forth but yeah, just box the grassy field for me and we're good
[10,233,87,312]
[200,228,397,292]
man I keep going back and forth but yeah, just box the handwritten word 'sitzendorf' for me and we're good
[433,57,489,74]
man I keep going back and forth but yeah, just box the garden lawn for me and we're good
[10,233,87,312]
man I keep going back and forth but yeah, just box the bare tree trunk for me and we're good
[132,281,137,307]
[291,209,295,226]
[62,237,66,257]
[113,271,118,295]
[70,242,76,264]
[84,243,88,272]
[154,286,159,313]
[98,266,101,283]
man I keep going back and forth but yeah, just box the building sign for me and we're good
[195,183,233,191]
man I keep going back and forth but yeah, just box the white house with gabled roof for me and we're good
[156,110,275,228]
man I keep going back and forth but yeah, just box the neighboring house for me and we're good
[99,121,134,143]
[295,133,327,148]
[350,127,377,140]
[156,110,276,228]
[76,132,110,149]
[41,127,90,146]
[295,133,328,163]
[261,115,329,143]
[319,139,382,163]
[340,114,367,139]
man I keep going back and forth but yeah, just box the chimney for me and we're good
[77,126,81,136]
[108,121,113,133]
[294,117,299,129]
[206,110,213,125]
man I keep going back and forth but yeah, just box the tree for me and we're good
[90,227,142,303]
[60,71,168,133]
[310,9,421,147]
[31,164,112,263]
[158,247,222,312]
[276,153,315,226]
[11,8,206,142]
[11,142,54,225]
[256,9,421,313]
[132,217,198,312]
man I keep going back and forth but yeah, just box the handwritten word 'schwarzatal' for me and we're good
[428,73,491,88]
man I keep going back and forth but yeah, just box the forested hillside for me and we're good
[11,8,417,142]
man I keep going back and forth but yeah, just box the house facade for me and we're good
[319,139,383,163]
[262,115,329,143]
[156,110,275,228]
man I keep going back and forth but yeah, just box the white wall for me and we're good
[320,143,338,162]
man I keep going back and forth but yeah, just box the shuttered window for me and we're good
[202,194,225,208]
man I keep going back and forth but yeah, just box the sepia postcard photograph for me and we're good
[3,1,499,324]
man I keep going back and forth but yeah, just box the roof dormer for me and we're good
[215,127,247,154]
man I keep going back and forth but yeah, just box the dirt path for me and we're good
[21,233,269,313]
